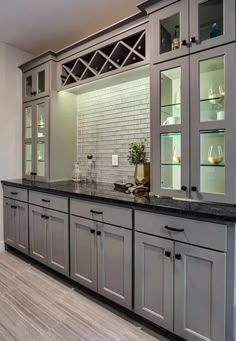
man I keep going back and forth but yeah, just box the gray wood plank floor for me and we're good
[0,251,171,341]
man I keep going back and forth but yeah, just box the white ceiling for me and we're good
[0,0,141,56]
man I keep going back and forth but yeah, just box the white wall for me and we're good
[0,42,33,250]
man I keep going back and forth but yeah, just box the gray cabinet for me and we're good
[174,242,226,341]
[4,198,28,254]
[97,223,132,308]
[23,98,49,181]
[135,232,174,330]
[70,216,97,291]
[29,205,47,265]
[70,215,132,309]
[135,227,226,340]
[151,43,236,203]
[29,204,69,275]
[150,0,235,63]
[23,63,49,102]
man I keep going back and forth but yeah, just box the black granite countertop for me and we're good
[2,179,236,223]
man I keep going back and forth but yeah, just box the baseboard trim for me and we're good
[0,241,5,253]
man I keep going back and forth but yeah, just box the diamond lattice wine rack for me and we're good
[60,31,146,87]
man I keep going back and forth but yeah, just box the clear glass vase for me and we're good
[72,161,82,182]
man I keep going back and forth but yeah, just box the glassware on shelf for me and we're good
[208,86,224,105]
[72,161,82,182]
[208,145,224,165]
[210,23,222,39]
[86,154,96,183]
[172,25,180,50]
[173,145,181,164]
[37,150,43,161]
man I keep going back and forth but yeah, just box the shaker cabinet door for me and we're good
[4,198,16,248]
[47,210,69,276]
[174,242,226,341]
[29,205,47,265]
[15,201,28,255]
[23,63,49,102]
[135,232,174,330]
[70,216,97,291]
[97,224,132,309]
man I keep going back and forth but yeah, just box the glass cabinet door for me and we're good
[35,99,48,179]
[190,0,235,53]
[190,44,236,203]
[23,104,34,177]
[23,63,49,102]
[150,0,189,63]
[151,57,189,198]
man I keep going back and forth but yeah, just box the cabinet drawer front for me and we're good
[70,199,132,229]
[4,186,27,202]
[29,191,68,213]
[135,211,227,252]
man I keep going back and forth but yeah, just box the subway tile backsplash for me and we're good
[77,76,150,183]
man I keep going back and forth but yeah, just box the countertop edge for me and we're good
[2,180,236,223]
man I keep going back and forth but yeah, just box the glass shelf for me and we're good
[161,103,181,108]
[200,97,224,103]
[161,162,181,166]
[26,160,32,162]
[38,160,45,163]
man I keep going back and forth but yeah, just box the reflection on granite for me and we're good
[2,179,236,222]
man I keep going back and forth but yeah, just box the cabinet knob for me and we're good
[165,251,171,258]
[41,215,45,219]
[30,172,37,176]
[96,231,102,236]
[190,37,197,44]
[33,91,37,96]
[175,254,182,260]
[191,186,197,192]
[181,40,187,46]
[90,229,95,234]
[181,185,187,191]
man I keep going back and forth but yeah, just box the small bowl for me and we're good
[208,156,223,165]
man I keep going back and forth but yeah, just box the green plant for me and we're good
[128,140,147,165]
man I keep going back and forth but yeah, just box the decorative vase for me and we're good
[134,163,150,186]
[72,161,82,182]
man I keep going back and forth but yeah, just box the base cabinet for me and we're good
[70,215,132,309]
[4,198,28,254]
[29,205,69,276]
[135,232,226,341]
[174,243,226,341]
[135,232,174,330]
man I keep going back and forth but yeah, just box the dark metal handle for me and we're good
[164,225,184,233]
[175,254,182,260]
[30,91,34,96]
[190,37,197,43]
[90,210,103,215]
[45,216,49,220]
[41,215,45,219]
[11,205,17,209]
[33,91,37,96]
[181,39,187,46]
[30,172,37,176]
[10,192,18,195]
[191,186,197,192]
[96,231,102,236]
[165,251,171,258]
[42,199,50,203]
[181,185,187,191]
[90,229,95,234]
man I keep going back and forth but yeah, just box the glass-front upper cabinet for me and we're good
[150,0,235,61]
[151,57,189,198]
[190,0,235,53]
[23,63,49,102]
[23,98,49,180]
[190,44,236,203]
[150,0,189,63]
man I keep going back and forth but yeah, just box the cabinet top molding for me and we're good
[19,12,147,72]
[138,0,179,14]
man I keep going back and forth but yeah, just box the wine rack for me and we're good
[60,30,146,87]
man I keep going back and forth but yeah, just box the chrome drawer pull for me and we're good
[164,225,184,232]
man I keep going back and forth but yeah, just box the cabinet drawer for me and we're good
[29,191,68,213]
[135,210,227,252]
[70,199,132,229]
[3,186,27,202]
